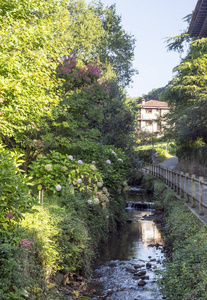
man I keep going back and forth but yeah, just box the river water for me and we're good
[87,202,164,300]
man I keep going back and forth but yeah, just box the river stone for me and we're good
[141,275,150,280]
[146,262,152,269]
[150,258,156,262]
[137,270,146,276]
[126,219,133,223]
[138,280,147,286]
[126,267,136,273]
[134,264,144,269]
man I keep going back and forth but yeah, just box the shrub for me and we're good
[29,150,103,196]
[0,148,34,232]
[66,142,130,193]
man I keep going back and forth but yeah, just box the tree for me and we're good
[67,0,137,86]
[47,55,110,149]
[163,19,207,148]
[0,0,69,169]
[97,80,137,150]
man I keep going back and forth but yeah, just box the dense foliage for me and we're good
[0,0,138,298]
[163,15,207,156]
[145,176,207,300]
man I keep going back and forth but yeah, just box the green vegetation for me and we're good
[0,145,129,299]
[163,15,207,164]
[144,176,207,300]
[137,140,176,163]
[0,0,139,298]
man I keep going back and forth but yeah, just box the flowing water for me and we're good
[87,193,164,300]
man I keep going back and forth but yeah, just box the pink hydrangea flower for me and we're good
[88,200,93,205]
[106,159,111,164]
[19,239,30,248]
[6,212,13,220]
[68,155,73,160]
[117,158,123,162]
[56,184,62,191]
[77,160,83,164]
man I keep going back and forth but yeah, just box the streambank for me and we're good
[143,174,207,299]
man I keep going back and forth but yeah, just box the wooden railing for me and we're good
[143,164,207,216]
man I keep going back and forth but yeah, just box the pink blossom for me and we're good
[106,159,111,164]
[19,239,30,248]
[77,160,83,164]
[6,212,13,220]
[68,155,73,160]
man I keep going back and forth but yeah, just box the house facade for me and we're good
[138,99,169,134]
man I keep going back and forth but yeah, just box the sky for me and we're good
[85,0,198,97]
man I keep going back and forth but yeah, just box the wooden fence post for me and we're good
[185,173,190,203]
[199,176,204,215]
[180,172,184,198]
[174,171,177,192]
[191,174,196,208]
[166,168,168,185]
[170,169,173,189]
[166,168,169,185]
[177,172,180,195]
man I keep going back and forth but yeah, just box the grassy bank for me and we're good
[0,185,127,299]
[144,175,207,299]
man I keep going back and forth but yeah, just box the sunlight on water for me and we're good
[87,209,164,300]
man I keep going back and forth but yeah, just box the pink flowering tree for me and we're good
[51,55,110,147]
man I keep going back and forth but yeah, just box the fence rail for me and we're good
[143,164,207,216]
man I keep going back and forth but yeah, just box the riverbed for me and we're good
[87,206,164,300]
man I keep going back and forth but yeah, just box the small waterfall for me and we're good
[126,201,155,210]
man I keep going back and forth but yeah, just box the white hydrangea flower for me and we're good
[97,182,103,188]
[90,165,97,171]
[62,166,68,172]
[78,160,83,164]
[106,159,111,164]
[77,178,82,184]
[93,198,100,205]
[68,155,73,160]
[56,184,61,191]
[111,150,117,156]
[88,200,93,205]
[117,158,123,162]
[44,164,53,172]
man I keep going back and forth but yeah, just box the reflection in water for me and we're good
[88,210,164,300]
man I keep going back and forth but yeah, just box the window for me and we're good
[146,121,153,126]
[146,109,152,114]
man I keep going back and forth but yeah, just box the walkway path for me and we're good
[145,157,207,225]
[158,156,178,169]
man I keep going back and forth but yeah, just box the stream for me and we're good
[87,191,164,300]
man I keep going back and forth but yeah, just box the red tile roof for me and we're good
[142,100,168,108]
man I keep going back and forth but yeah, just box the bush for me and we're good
[29,150,103,196]
[0,148,35,232]
[146,176,207,300]
[66,142,130,193]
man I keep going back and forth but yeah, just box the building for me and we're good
[137,99,169,134]
[188,0,207,38]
